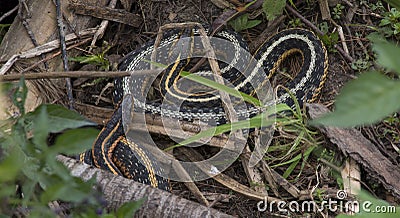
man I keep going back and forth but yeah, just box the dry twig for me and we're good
[0,5,18,23]
[55,0,73,109]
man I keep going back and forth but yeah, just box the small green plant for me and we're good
[351,58,372,72]
[229,13,261,32]
[332,3,345,20]
[318,21,330,34]
[318,22,339,53]
[266,94,323,180]
[288,18,303,28]
[320,32,339,53]
[379,8,400,38]
[69,42,111,71]
[262,0,286,21]
[380,114,400,144]
[370,1,385,13]
[0,78,140,217]
[314,188,326,202]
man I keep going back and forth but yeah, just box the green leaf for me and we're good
[69,54,110,70]
[32,106,49,151]
[52,127,99,155]
[0,185,14,200]
[29,207,57,218]
[311,71,400,127]
[21,156,40,181]
[370,36,400,74]
[0,82,14,94]
[230,13,248,32]
[0,150,24,182]
[41,181,87,203]
[69,55,101,64]
[24,104,96,133]
[384,0,400,10]
[20,178,38,204]
[379,18,391,26]
[282,158,299,178]
[229,14,261,32]
[394,23,400,34]
[145,60,263,106]
[246,20,262,29]
[165,104,289,151]
[319,32,339,52]
[116,199,145,218]
[180,71,262,106]
[262,0,286,21]
[39,173,95,204]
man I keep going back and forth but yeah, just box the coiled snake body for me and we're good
[80,27,328,191]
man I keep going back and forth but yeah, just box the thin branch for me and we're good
[18,0,49,69]
[68,2,142,27]
[0,5,18,23]
[21,38,92,73]
[55,0,73,109]
[0,70,160,82]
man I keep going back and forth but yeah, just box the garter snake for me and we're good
[80,27,328,191]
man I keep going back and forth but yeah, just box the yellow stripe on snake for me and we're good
[80,27,328,191]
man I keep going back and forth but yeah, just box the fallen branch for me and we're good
[57,155,233,218]
[0,70,159,82]
[68,2,142,27]
[0,5,18,23]
[55,0,73,109]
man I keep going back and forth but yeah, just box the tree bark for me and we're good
[57,155,233,218]
[307,103,400,199]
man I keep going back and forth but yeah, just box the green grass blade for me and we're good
[165,104,289,151]
[143,60,264,106]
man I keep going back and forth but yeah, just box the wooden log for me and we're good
[58,155,233,218]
